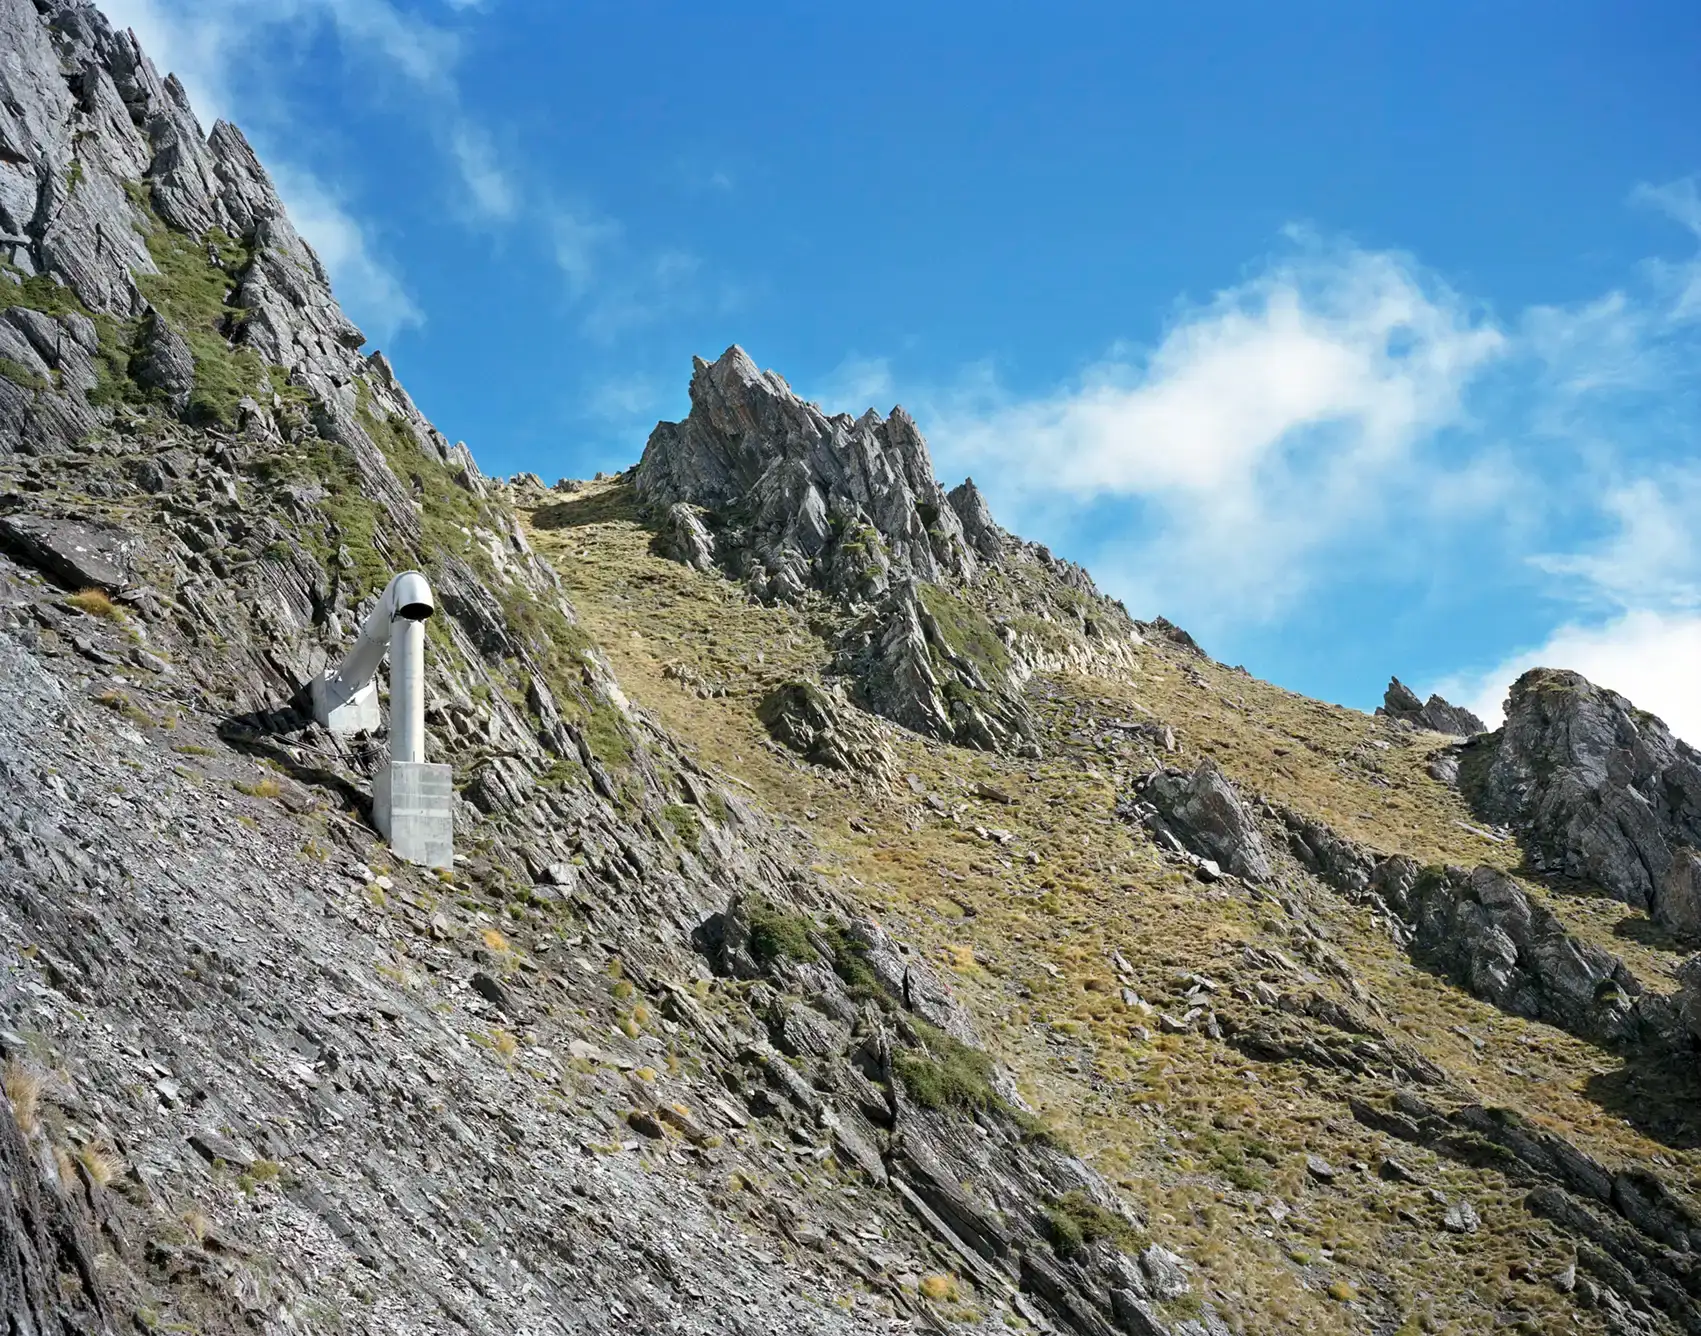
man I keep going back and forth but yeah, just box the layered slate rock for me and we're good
[837,576,1038,753]
[1377,676,1485,737]
[757,678,897,781]
[1370,860,1649,1045]
[1285,809,1668,1048]
[1467,669,1701,936]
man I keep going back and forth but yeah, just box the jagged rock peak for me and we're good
[634,345,982,603]
[947,475,1006,561]
[1377,676,1485,737]
[1467,667,1701,936]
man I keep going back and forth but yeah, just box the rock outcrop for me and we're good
[633,347,1066,751]
[1285,810,1665,1048]
[1124,760,1273,881]
[634,346,978,602]
[757,678,898,781]
[1467,669,1701,936]
[1371,860,1650,1045]
[1377,676,1485,737]
[837,576,1038,753]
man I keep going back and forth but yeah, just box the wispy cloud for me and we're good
[268,163,423,339]
[550,210,620,298]
[450,123,517,222]
[576,249,734,343]
[102,0,512,222]
[814,355,895,413]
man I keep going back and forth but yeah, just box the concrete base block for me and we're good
[311,672,381,735]
[374,761,454,869]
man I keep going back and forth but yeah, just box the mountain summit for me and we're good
[1,4,1700,1335]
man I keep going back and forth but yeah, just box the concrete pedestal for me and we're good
[374,761,454,869]
[311,672,380,735]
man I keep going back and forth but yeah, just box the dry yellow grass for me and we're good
[66,587,122,620]
[523,480,1698,1336]
[4,1059,40,1135]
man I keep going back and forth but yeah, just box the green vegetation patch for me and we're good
[893,1018,1000,1113]
[916,581,1011,680]
[745,896,816,965]
[661,802,701,851]
[1044,1190,1138,1259]
[136,223,265,426]
[0,356,48,393]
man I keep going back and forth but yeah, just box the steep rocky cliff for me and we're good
[2,4,1700,1336]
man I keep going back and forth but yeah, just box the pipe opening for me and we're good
[396,601,434,621]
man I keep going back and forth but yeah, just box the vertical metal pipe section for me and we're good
[389,615,426,764]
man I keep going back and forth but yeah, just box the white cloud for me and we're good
[1533,471,1701,613]
[1436,610,1701,746]
[576,248,726,342]
[268,164,422,340]
[450,124,517,222]
[102,0,511,222]
[550,210,619,297]
[815,355,895,414]
[586,374,666,424]
[931,240,1505,620]
[945,247,1502,493]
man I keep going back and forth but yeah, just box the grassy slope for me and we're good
[525,480,1700,1336]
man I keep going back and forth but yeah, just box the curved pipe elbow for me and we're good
[388,570,435,622]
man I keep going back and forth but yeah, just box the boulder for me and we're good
[131,307,195,413]
[838,578,1036,753]
[946,477,1005,562]
[654,501,715,571]
[1133,760,1271,881]
[0,513,138,591]
[1372,860,1645,1043]
[756,679,896,781]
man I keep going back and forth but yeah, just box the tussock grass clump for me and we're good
[66,588,122,620]
[0,356,49,393]
[661,803,702,851]
[4,1060,41,1135]
[75,1141,123,1188]
[893,1019,1000,1113]
[95,689,154,726]
[233,776,281,800]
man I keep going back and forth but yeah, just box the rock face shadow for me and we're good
[1613,912,1690,953]
[1583,1054,1701,1152]
[530,485,649,533]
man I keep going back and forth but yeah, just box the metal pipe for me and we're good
[310,570,450,867]
[389,615,426,763]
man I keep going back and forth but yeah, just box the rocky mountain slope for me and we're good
[2,3,1700,1334]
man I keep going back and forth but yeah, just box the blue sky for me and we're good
[105,0,1701,739]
